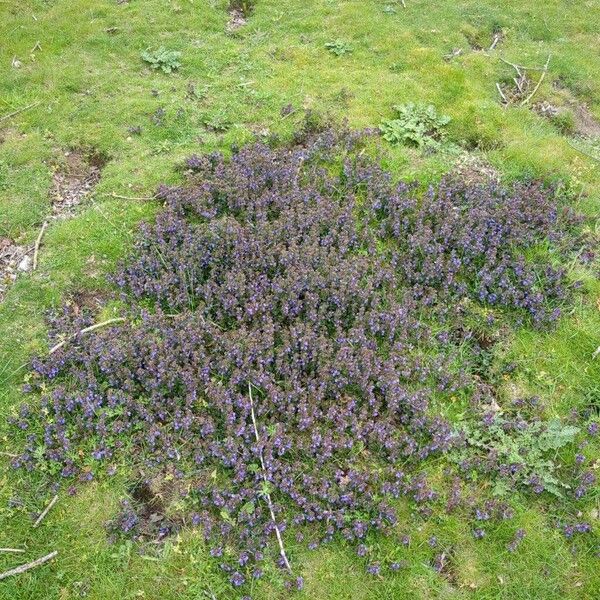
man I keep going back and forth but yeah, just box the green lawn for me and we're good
[1,1,599,599]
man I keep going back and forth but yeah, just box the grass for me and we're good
[0,1,599,598]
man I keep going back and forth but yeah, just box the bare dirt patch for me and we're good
[453,153,501,186]
[50,149,107,219]
[226,9,247,32]
[118,469,194,542]
[0,236,31,302]
[571,102,600,138]
[0,149,107,302]
[549,81,600,138]
[226,0,253,33]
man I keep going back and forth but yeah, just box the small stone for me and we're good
[18,255,31,271]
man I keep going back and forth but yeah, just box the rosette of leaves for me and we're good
[325,39,352,56]
[141,47,182,74]
[379,102,451,149]
[456,415,580,497]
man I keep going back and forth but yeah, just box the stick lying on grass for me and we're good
[496,82,508,104]
[49,318,126,355]
[248,383,292,573]
[0,549,25,554]
[520,54,551,106]
[32,221,48,271]
[33,494,58,528]
[489,33,501,51]
[0,102,40,123]
[0,551,57,581]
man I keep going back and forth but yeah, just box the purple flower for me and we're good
[10,125,585,594]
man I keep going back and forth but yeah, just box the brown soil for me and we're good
[50,149,107,218]
[0,148,107,302]
[226,9,247,32]
[0,236,31,302]
[453,153,501,186]
[571,102,600,137]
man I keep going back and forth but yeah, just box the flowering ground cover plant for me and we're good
[10,127,597,594]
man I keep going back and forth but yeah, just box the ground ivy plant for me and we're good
[9,125,594,594]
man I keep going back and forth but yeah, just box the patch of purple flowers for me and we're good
[10,126,587,589]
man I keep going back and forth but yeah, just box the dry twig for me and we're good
[0,102,40,123]
[49,318,126,354]
[496,83,508,104]
[32,221,47,271]
[443,48,463,61]
[0,548,25,554]
[248,383,292,573]
[33,494,58,528]
[498,56,546,72]
[0,551,57,580]
[520,54,551,106]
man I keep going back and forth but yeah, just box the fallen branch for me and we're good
[496,83,508,104]
[49,318,126,355]
[520,54,551,106]
[248,383,292,573]
[0,102,40,123]
[498,56,522,77]
[32,221,47,271]
[33,494,58,528]
[498,56,546,72]
[489,33,501,51]
[0,548,25,554]
[0,551,57,580]
[514,75,525,94]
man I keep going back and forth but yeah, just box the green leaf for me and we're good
[240,501,255,515]
[537,420,579,451]
[259,481,272,497]
[220,509,234,524]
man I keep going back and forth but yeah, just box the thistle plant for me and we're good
[379,103,451,149]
